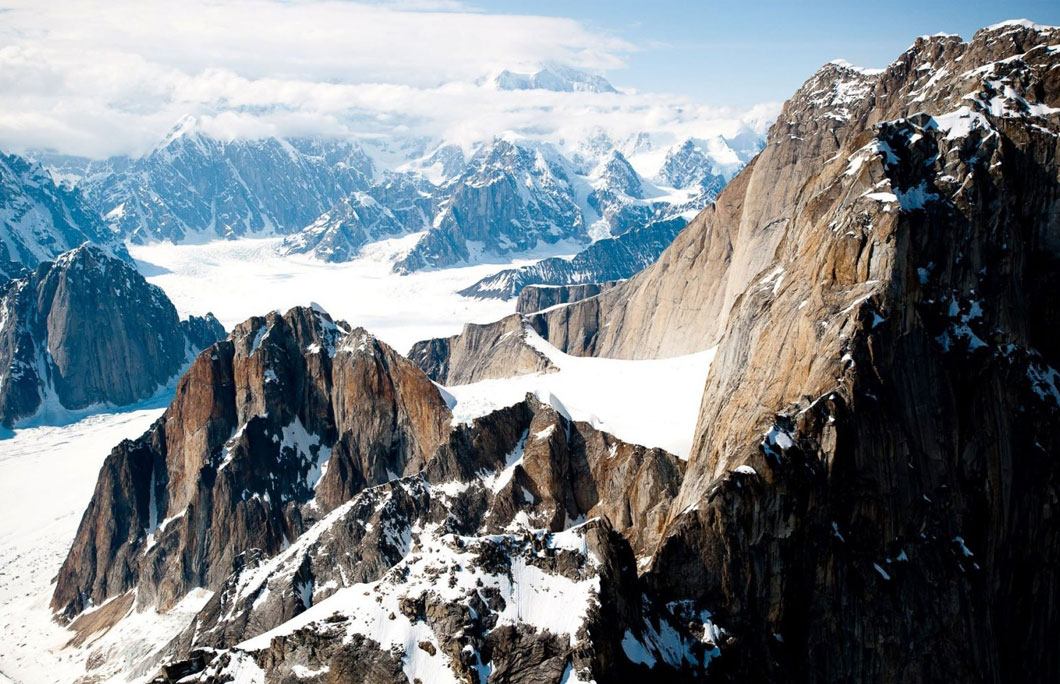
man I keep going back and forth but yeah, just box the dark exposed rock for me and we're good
[0,244,224,427]
[633,21,1060,684]
[181,314,226,353]
[183,518,709,684]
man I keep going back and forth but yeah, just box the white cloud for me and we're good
[0,0,775,158]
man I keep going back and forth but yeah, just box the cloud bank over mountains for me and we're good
[0,0,778,158]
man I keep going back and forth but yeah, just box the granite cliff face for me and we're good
[375,21,1060,682]
[52,305,450,617]
[0,245,223,427]
[631,21,1060,683]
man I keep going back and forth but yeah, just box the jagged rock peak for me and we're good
[51,304,452,618]
[660,139,720,190]
[84,128,377,244]
[145,394,690,682]
[595,150,644,198]
[396,138,585,272]
[57,342,695,682]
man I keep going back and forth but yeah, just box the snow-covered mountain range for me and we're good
[25,68,764,276]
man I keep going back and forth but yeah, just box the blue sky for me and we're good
[472,0,1060,106]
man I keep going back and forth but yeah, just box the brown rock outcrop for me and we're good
[158,396,685,658]
[52,305,451,618]
[407,313,556,385]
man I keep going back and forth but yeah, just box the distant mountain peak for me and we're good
[156,114,202,150]
[484,63,618,94]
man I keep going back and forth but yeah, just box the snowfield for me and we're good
[128,233,563,354]
[445,330,717,459]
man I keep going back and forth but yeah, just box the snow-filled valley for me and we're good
[127,234,530,355]
[445,331,716,458]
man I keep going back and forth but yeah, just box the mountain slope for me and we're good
[52,306,701,683]
[0,151,125,280]
[363,23,1060,681]
[459,216,686,299]
[395,140,587,271]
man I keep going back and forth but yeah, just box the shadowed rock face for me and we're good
[631,22,1060,683]
[407,314,556,386]
[158,398,683,655]
[82,129,376,244]
[459,217,685,300]
[0,244,224,427]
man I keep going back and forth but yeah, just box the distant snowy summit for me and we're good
[16,59,770,279]
[483,63,619,93]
